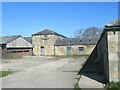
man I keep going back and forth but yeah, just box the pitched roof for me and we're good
[0,35,21,44]
[24,37,32,44]
[32,29,67,38]
[54,37,99,46]
[105,18,120,27]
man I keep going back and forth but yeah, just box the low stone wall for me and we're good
[2,52,32,58]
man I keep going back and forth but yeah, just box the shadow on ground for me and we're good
[78,49,106,84]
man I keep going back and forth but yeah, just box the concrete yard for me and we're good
[1,56,55,71]
[1,56,87,88]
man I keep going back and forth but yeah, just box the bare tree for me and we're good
[74,27,103,38]
[82,27,102,37]
[74,29,84,38]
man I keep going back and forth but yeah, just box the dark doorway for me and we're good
[40,46,45,56]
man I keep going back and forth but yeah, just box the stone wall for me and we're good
[0,47,1,58]
[107,31,119,82]
[55,46,66,55]
[55,45,95,56]
[79,30,109,83]
[118,31,120,81]
[97,29,120,82]
[32,34,64,56]
[97,30,109,82]
[79,28,120,83]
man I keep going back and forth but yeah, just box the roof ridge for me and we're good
[0,35,22,44]
[32,29,67,38]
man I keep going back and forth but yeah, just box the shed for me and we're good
[0,35,33,58]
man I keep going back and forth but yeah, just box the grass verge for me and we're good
[105,81,120,90]
[0,71,13,77]
[74,75,82,90]
[74,83,81,90]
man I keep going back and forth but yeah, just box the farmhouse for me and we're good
[0,35,33,58]
[32,29,99,56]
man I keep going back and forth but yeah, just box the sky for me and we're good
[2,2,119,37]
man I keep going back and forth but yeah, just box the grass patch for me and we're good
[0,71,13,77]
[74,75,82,90]
[105,81,120,90]
[74,83,81,90]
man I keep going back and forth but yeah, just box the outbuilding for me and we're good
[54,37,99,55]
[0,35,33,58]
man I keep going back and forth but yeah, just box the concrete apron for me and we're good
[78,75,105,88]
[2,58,80,88]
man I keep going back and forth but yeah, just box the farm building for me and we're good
[32,29,67,56]
[54,37,99,55]
[79,19,120,83]
[0,35,33,58]
[32,29,99,56]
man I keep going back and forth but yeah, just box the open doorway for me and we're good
[40,46,45,56]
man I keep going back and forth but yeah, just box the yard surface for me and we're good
[1,56,87,88]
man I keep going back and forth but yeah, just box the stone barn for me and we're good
[32,29,99,56]
[0,35,33,58]
[32,29,67,56]
[54,37,99,55]
[79,19,120,83]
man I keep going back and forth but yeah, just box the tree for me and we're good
[82,27,103,37]
[74,29,84,38]
[74,27,103,38]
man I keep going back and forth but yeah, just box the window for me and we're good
[78,47,84,51]
[41,46,44,48]
[43,35,49,40]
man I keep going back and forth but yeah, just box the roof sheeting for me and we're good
[54,37,99,46]
[0,35,33,45]
[32,29,67,38]
[24,37,32,44]
[0,35,21,44]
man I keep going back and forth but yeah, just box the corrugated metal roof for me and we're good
[0,35,21,44]
[32,29,67,38]
[54,37,99,46]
